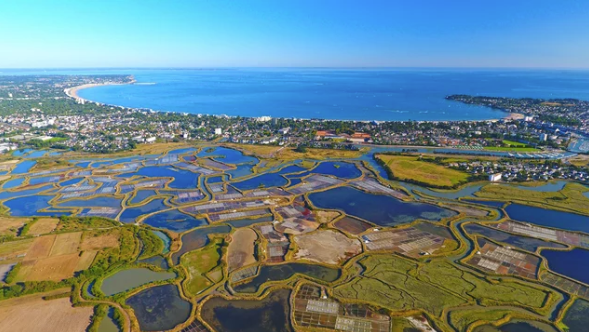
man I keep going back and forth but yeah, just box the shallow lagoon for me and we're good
[465,224,566,252]
[201,289,293,332]
[101,268,175,296]
[311,161,361,179]
[117,166,199,189]
[139,255,169,269]
[142,209,207,232]
[226,164,254,179]
[119,199,168,223]
[562,299,589,332]
[128,190,158,205]
[2,178,25,189]
[505,204,589,233]
[0,184,53,200]
[309,186,456,226]
[232,173,288,191]
[233,263,340,293]
[151,230,171,254]
[4,195,71,217]
[11,160,37,174]
[197,146,258,165]
[126,284,191,331]
[172,225,231,264]
[513,181,567,192]
[541,248,589,285]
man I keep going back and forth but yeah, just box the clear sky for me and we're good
[1,0,588,68]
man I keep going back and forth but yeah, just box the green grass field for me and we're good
[475,182,589,215]
[181,238,223,295]
[376,154,470,188]
[334,255,552,318]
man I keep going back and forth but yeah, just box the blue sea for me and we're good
[5,68,589,121]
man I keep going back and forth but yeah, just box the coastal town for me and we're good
[1,75,589,184]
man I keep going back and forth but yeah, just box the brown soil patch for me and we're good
[24,253,80,282]
[50,232,82,256]
[0,294,92,332]
[227,228,258,272]
[316,210,340,224]
[80,231,119,251]
[76,250,97,271]
[25,235,56,261]
[334,216,373,235]
[294,230,362,265]
[0,217,26,236]
[27,218,59,236]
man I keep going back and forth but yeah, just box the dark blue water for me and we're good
[311,161,361,179]
[232,173,288,191]
[129,190,158,205]
[11,160,36,174]
[541,248,589,284]
[76,69,589,121]
[309,186,456,226]
[117,166,199,189]
[197,147,258,164]
[119,199,168,223]
[505,204,589,233]
[142,209,207,232]
[4,195,71,217]
[464,224,566,252]
[126,284,191,331]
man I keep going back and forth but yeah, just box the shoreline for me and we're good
[64,80,135,103]
[65,82,520,123]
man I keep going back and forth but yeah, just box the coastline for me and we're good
[64,81,135,103]
[66,81,518,123]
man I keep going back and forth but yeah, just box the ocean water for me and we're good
[72,68,589,121]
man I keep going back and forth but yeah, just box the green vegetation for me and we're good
[57,216,119,231]
[181,237,224,296]
[375,153,474,188]
[334,255,552,318]
[3,262,21,284]
[474,182,589,214]
[87,304,109,332]
[18,217,37,236]
[137,229,164,260]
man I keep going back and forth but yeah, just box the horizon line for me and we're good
[1,66,589,71]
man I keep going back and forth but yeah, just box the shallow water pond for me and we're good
[101,267,175,296]
[201,289,293,332]
[142,209,207,232]
[505,203,589,233]
[311,161,361,179]
[465,224,566,252]
[126,284,191,331]
[119,198,168,223]
[172,225,231,264]
[232,173,288,191]
[233,263,340,293]
[309,186,456,226]
[541,248,589,284]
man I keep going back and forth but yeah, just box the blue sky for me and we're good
[1,0,588,68]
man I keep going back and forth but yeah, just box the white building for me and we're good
[214,128,222,135]
[489,173,502,182]
[145,137,156,143]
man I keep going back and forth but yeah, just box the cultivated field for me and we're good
[227,228,258,272]
[0,292,92,332]
[294,229,361,265]
[24,235,56,260]
[0,239,33,263]
[316,210,341,224]
[376,154,470,188]
[76,250,97,271]
[50,232,81,256]
[23,253,81,281]
[0,217,25,237]
[80,230,120,250]
[27,218,59,236]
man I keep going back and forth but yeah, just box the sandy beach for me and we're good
[64,81,134,102]
[504,112,525,120]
